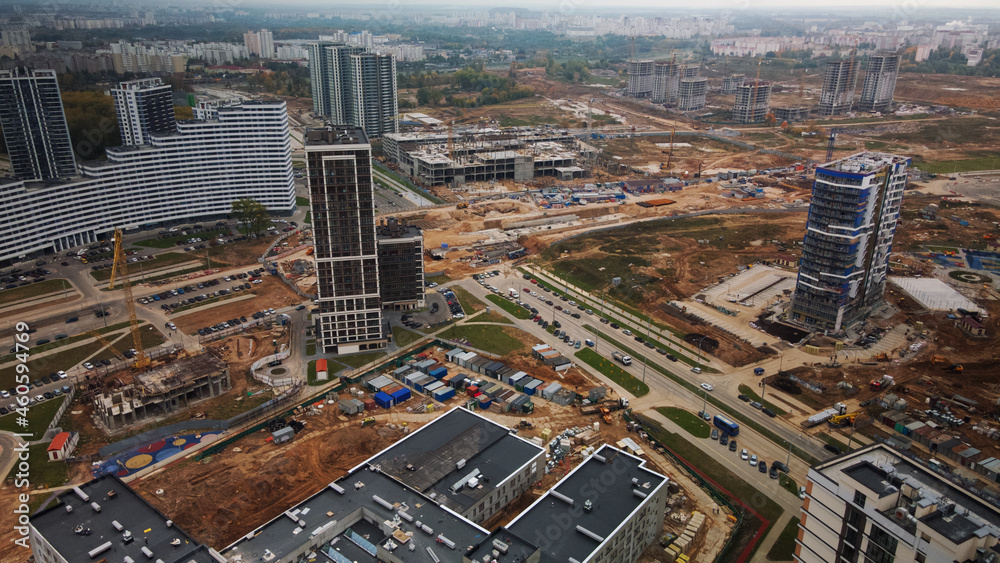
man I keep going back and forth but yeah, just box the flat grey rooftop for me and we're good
[30,474,216,563]
[305,126,369,146]
[465,528,540,563]
[223,468,488,563]
[506,444,667,563]
[363,407,544,514]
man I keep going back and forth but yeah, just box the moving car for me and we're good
[700,383,713,392]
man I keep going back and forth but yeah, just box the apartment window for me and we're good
[853,490,867,508]
[864,524,898,563]
[915,553,926,563]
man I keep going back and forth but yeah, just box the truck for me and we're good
[612,351,632,366]
[713,414,740,437]
[509,288,519,299]
[580,397,630,416]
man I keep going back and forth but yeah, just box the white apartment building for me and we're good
[797,443,1000,563]
[0,100,294,264]
[111,78,177,146]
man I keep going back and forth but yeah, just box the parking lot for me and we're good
[137,268,267,313]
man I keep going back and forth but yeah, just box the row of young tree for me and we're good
[230,198,273,237]
[406,64,533,108]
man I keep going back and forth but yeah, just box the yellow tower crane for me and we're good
[108,228,149,370]
[89,330,124,362]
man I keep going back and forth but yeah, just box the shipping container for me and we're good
[478,395,493,409]
[508,372,528,387]
[367,375,393,391]
[390,388,411,404]
[424,381,445,394]
[467,385,479,397]
[363,399,377,411]
[524,379,543,396]
[374,392,394,409]
[433,387,456,401]
[541,382,563,400]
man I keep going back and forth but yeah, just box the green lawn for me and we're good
[451,286,486,313]
[778,472,799,499]
[306,359,344,386]
[766,517,801,562]
[637,414,784,563]
[485,294,532,319]
[8,444,69,490]
[134,229,231,249]
[914,156,1000,174]
[656,406,710,438]
[336,352,388,370]
[296,196,310,207]
[574,348,649,397]
[0,395,68,437]
[304,211,311,224]
[437,324,527,356]
[738,384,787,416]
[466,310,514,324]
[392,326,425,347]
[142,265,209,284]
[92,253,202,281]
[306,339,316,356]
[0,320,138,364]
[0,279,74,307]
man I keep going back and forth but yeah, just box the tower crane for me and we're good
[108,228,149,370]
[89,330,125,363]
[752,59,762,122]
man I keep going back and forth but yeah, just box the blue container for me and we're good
[429,366,448,379]
[374,391,394,409]
[433,387,456,401]
[390,388,411,403]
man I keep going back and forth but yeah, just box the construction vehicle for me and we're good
[601,407,613,424]
[931,355,948,366]
[361,417,376,427]
[612,351,632,366]
[108,228,149,370]
[581,397,629,416]
[456,202,469,209]
[829,411,861,427]
[947,364,964,373]
[517,419,533,429]
[870,375,894,391]
[873,352,890,362]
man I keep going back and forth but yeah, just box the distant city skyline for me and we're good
[235,0,1000,11]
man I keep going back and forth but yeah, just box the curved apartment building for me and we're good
[0,100,295,264]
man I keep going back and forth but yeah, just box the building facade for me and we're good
[376,218,425,310]
[819,59,860,115]
[858,54,900,113]
[0,100,294,264]
[308,42,398,138]
[796,443,1000,563]
[677,77,708,112]
[732,81,772,123]
[244,29,274,58]
[0,68,77,181]
[651,61,680,104]
[111,77,177,146]
[627,60,653,98]
[789,152,910,332]
[306,126,386,354]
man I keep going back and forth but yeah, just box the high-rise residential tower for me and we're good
[111,78,176,146]
[732,81,772,123]
[307,42,398,138]
[243,29,274,58]
[789,152,910,332]
[819,59,860,115]
[0,68,77,181]
[651,61,679,104]
[858,53,900,113]
[627,60,653,98]
[305,125,386,354]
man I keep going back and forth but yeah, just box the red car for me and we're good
[530,279,538,284]
[555,305,562,311]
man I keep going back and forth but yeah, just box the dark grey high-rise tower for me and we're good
[306,125,386,354]
[307,42,398,138]
[111,78,176,146]
[0,68,77,181]
[818,59,860,116]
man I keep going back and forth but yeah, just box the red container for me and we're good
[363,399,377,411]
[467,385,478,397]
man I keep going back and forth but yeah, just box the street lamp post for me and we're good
[640,316,652,383]
[696,335,708,372]
[594,288,606,352]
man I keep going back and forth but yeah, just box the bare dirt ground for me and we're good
[171,277,304,334]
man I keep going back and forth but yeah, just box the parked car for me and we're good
[710,428,719,440]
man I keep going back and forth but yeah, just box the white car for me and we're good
[741,448,749,461]
[83,362,94,370]
[622,329,632,336]
[691,367,703,374]
[700,383,713,392]
[56,371,67,379]
[799,486,807,499]
[749,454,758,467]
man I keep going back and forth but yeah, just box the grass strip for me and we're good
[337,352,389,370]
[574,348,649,397]
[585,325,701,368]
[0,395,67,436]
[778,473,799,499]
[465,311,513,324]
[485,294,532,319]
[0,278,75,307]
[92,253,202,281]
[451,286,486,313]
[306,340,316,356]
[392,326,425,347]
[134,229,233,249]
[437,324,527,356]
[655,406,710,438]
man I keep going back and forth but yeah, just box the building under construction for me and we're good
[651,61,680,104]
[858,53,900,113]
[627,60,654,98]
[721,73,745,94]
[382,129,594,186]
[93,354,231,430]
[773,106,812,122]
[677,77,708,112]
[376,218,425,310]
[732,81,772,123]
[818,59,860,115]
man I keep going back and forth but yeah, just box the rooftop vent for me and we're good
[576,525,605,543]
[65,505,73,514]
[329,482,346,495]
[87,541,113,558]
[90,502,101,513]
[107,490,118,499]
[73,486,90,502]
[112,520,123,532]
[436,534,456,549]
[550,490,574,506]
[141,546,154,559]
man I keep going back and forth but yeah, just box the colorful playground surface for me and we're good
[93,431,222,478]
[925,249,1000,273]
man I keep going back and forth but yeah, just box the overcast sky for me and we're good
[263,0,1000,12]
